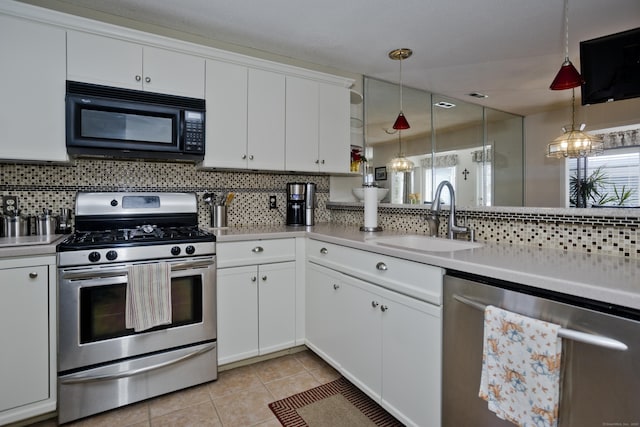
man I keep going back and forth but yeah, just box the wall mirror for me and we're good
[363,77,524,207]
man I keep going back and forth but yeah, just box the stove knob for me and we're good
[171,246,181,256]
[110,199,118,207]
[106,250,118,261]
[185,245,195,255]
[88,251,101,263]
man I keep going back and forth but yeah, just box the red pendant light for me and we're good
[393,112,410,130]
[550,0,583,90]
[389,48,412,130]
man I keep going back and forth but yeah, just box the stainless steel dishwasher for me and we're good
[443,272,639,427]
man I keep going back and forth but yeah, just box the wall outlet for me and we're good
[269,195,277,209]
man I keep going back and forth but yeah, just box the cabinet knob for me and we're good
[145,76,151,83]
[262,275,267,281]
[371,300,379,308]
[315,159,320,164]
[376,262,388,271]
[333,283,340,290]
[380,305,389,312]
[29,272,38,279]
[320,247,328,254]
[249,155,254,160]
[252,246,264,253]
[321,160,325,164]
[251,276,257,282]
[242,154,247,159]
[135,75,142,82]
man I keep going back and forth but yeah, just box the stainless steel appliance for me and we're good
[66,81,206,162]
[304,182,317,226]
[286,182,306,226]
[443,272,639,427]
[56,192,217,424]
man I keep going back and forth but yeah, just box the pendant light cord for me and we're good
[399,57,404,113]
[563,0,570,61]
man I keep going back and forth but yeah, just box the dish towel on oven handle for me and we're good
[479,305,562,427]
[126,262,172,332]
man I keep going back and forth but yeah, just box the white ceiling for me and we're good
[26,0,640,116]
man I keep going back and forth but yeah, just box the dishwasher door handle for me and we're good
[453,294,628,351]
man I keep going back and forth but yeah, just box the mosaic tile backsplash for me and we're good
[327,203,639,259]
[0,159,330,230]
[1,159,637,259]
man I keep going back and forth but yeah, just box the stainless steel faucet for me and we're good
[428,181,472,240]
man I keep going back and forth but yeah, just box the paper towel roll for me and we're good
[363,186,378,228]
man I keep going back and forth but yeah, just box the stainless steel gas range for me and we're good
[56,192,217,424]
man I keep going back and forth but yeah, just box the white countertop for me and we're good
[212,224,640,311]
[0,234,66,258]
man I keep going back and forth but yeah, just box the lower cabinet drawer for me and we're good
[217,238,296,268]
[307,239,443,305]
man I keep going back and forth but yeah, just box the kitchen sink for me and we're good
[368,235,483,253]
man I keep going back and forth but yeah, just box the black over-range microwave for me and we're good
[66,81,206,162]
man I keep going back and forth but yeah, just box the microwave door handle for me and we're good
[452,294,628,351]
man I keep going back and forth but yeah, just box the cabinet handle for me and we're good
[242,154,247,159]
[29,272,38,279]
[249,155,254,160]
[252,246,264,253]
[380,305,389,312]
[251,276,257,282]
[145,76,151,83]
[376,262,388,271]
[135,75,142,82]
[262,275,267,281]
[320,247,328,254]
[333,283,340,290]
[371,300,379,308]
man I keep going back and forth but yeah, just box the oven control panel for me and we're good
[57,242,216,266]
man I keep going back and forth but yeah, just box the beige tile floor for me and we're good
[30,350,341,427]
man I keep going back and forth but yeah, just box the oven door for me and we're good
[58,256,216,373]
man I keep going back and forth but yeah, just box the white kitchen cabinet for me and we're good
[305,262,348,368]
[0,14,67,163]
[306,240,442,427]
[217,239,296,365]
[203,60,249,169]
[202,64,285,170]
[0,256,56,425]
[285,77,350,173]
[247,69,286,170]
[67,30,205,98]
[318,82,350,173]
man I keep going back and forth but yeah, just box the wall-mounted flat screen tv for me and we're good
[580,27,640,105]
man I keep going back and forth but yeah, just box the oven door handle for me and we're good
[59,342,217,384]
[453,294,628,351]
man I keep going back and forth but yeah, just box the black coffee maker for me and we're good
[286,182,306,226]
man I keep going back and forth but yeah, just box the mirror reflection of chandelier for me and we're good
[388,48,415,173]
[546,89,603,159]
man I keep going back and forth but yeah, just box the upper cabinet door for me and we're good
[67,31,205,98]
[319,82,350,173]
[142,46,205,98]
[285,76,319,172]
[0,15,67,162]
[247,69,285,171]
[202,59,249,169]
[67,30,143,90]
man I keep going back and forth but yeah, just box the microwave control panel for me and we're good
[183,111,205,153]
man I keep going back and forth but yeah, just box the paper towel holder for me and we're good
[360,184,383,232]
